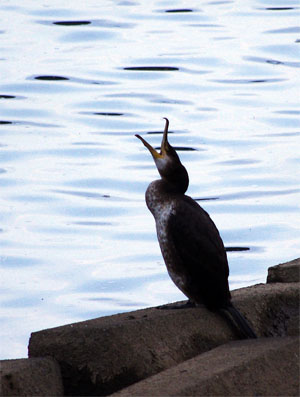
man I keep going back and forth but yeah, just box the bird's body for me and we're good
[136,118,256,338]
[146,180,231,310]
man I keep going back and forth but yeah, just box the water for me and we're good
[0,0,299,359]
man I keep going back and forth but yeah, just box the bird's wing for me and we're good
[166,196,230,308]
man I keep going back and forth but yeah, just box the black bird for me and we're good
[136,118,256,339]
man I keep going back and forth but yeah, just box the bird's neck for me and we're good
[145,167,189,217]
[159,162,189,194]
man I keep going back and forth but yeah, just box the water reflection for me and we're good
[53,21,91,26]
[226,247,250,252]
[213,78,286,84]
[263,7,296,11]
[0,0,299,360]
[264,26,300,34]
[93,112,124,116]
[61,30,118,42]
[30,75,116,85]
[0,95,16,99]
[34,75,69,81]
[1,256,41,268]
[124,66,179,71]
[165,9,194,13]
[245,56,300,68]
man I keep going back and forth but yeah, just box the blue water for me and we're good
[0,0,299,359]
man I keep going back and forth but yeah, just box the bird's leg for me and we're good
[156,300,197,310]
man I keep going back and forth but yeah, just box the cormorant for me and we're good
[136,118,257,339]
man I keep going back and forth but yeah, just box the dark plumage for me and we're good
[136,118,256,339]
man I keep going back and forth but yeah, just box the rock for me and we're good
[29,304,235,396]
[112,336,299,397]
[0,357,63,396]
[267,258,300,283]
[231,282,299,337]
[28,280,299,396]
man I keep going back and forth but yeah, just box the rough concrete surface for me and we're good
[28,258,300,396]
[267,258,300,283]
[0,357,63,396]
[112,336,299,397]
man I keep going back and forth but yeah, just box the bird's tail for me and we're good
[221,304,257,339]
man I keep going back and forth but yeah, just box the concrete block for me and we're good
[113,336,299,396]
[28,281,299,396]
[267,258,300,283]
[0,357,63,396]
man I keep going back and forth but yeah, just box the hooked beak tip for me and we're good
[161,117,170,154]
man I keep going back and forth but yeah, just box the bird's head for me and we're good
[136,118,188,193]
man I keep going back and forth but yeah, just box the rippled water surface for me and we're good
[1,0,299,358]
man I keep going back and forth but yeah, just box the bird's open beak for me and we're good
[136,118,169,159]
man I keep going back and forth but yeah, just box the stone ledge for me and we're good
[112,336,299,397]
[267,258,300,283]
[28,258,300,396]
[0,357,63,396]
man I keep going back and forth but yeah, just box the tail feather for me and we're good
[221,304,257,339]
